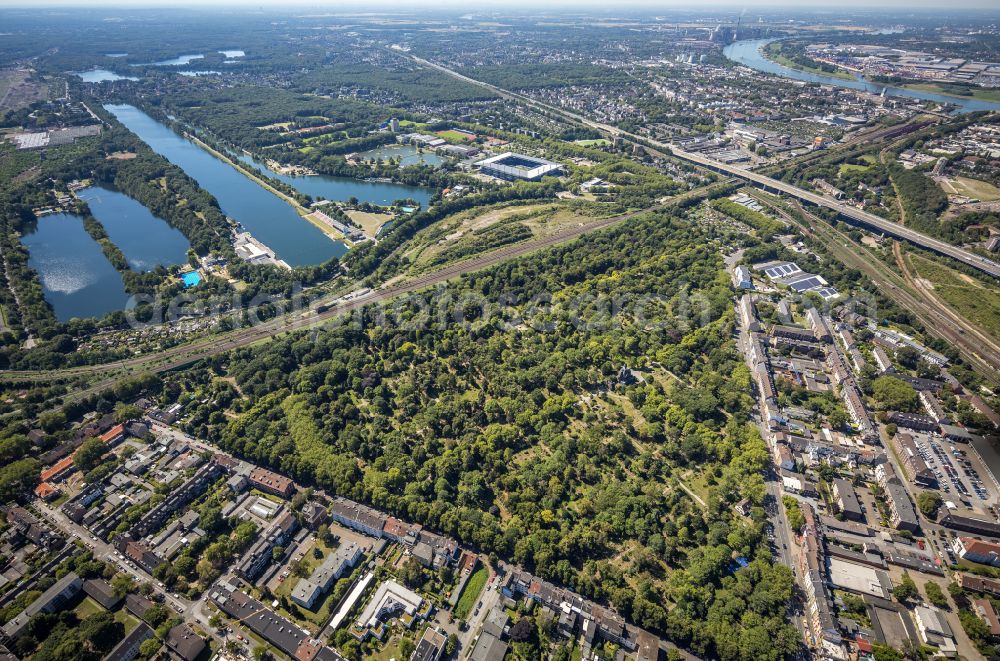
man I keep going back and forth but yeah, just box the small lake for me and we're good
[357,144,445,168]
[21,213,128,322]
[144,54,204,66]
[237,152,436,208]
[76,186,189,271]
[723,38,1000,114]
[74,69,138,82]
[106,104,347,266]
[178,71,221,77]
[219,50,245,58]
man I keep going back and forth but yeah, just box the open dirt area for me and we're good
[939,176,1000,202]
[0,69,50,115]
[346,209,392,236]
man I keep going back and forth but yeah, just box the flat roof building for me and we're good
[355,580,425,640]
[884,479,919,533]
[410,627,447,661]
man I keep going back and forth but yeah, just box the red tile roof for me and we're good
[34,482,58,499]
[40,455,75,482]
[100,424,125,443]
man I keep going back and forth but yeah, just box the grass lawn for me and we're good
[453,567,488,620]
[838,163,870,176]
[941,176,1000,202]
[346,209,391,237]
[113,608,141,634]
[900,83,1000,103]
[573,139,612,147]
[272,536,342,629]
[908,253,1000,343]
[435,129,474,143]
[74,596,103,620]
[763,43,855,81]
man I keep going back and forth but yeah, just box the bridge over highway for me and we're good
[666,146,1000,280]
[403,52,1000,280]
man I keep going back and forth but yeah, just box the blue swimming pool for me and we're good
[180,271,201,288]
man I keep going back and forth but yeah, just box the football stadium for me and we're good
[475,152,564,181]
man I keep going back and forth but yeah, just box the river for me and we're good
[21,213,129,322]
[76,186,189,271]
[105,104,347,267]
[237,152,436,208]
[723,38,1000,114]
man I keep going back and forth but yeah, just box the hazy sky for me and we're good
[3,0,1000,8]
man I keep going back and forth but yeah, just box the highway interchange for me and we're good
[2,53,997,399]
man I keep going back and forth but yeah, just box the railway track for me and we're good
[1,185,718,401]
[752,192,1000,384]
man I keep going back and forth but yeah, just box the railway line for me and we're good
[407,53,1000,279]
[1,186,716,398]
[751,192,1000,384]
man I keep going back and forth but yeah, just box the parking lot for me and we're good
[912,432,998,514]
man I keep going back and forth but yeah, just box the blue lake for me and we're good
[724,38,1000,114]
[357,144,445,168]
[143,54,204,66]
[76,186,189,271]
[106,104,347,267]
[237,152,436,208]
[21,213,128,322]
[74,69,138,82]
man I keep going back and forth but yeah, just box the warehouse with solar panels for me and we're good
[753,260,839,300]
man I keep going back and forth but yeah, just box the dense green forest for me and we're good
[151,87,396,150]
[160,205,800,660]
[296,62,500,103]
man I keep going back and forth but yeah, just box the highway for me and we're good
[667,147,1000,279]
[750,193,1000,384]
[406,52,1000,280]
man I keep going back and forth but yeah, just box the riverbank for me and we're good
[759,39,1000,104]
[893,82,1000,104]
[724,38,1000,113]
[187,134,350,245]
[762,42,855,81]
